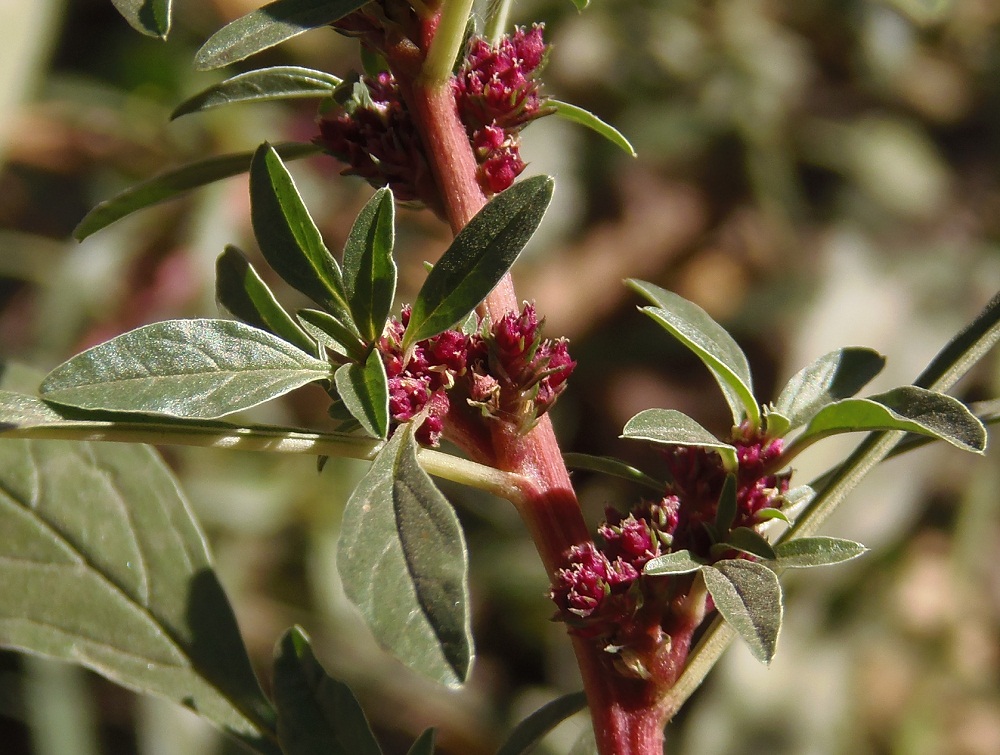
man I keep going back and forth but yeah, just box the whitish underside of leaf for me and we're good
[773,536,867,568]
[172,66,342,119]
[621,408,739,471]
[701,560,782,664]
[549,99,636,156]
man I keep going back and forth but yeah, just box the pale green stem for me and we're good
[421,0,476,85]
[484,0,515,44]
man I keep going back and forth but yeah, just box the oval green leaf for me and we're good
[773,537,867,568]
[39,319,331,419]
[496,691,588,755]
[273,627,382,755]
[0,439,278,753]
[621,408,738,472]
[774,347,886,430]
[111,0,171,39]
[216,245,317,355]
[333,349,389,440]
[643,549,705,576]
[701,559,782,665]
[336,424,473,687]
[172,66,342,119]
[251,143,352,318]
[342,188,397,343]
[195,0,367,70]
[74,142,320,240]
[627,279,759,427]
[404,176,554,349]
[550,100,635,157]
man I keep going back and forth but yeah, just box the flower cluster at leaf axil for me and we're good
[317,26,552,204]
[376,302,574,446]
[551,428,790,643]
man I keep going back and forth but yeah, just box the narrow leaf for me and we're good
[216,245,317,355]
[496,691,588,755]
[719,527,776,561]
[172,66,342,119]
[713,474,738,534]
[342,188,397,343]
[74,142,320,240]
[111,0,171,39]
[195,0,367,70]
[298,309,366,361]
[407,729,436,755]
[562,453,664,492]
[627,279,759,426]
[273,627,381,755]
[550,100,635,156]
[774,347,886,430]
[40,319,330,419]
[914,290,1000,392]
[0,440,278,753]
[333,350,389,440]
[643,550,705,576]
[404,176,554,348]
[773,537,867,568]
[621,408,738,471]
[799,386,986,453]
[250,143,352,317]
[337,424,473,686]
[701,560,782,664]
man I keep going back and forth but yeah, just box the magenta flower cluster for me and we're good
[377,303,574,446]
[551,430,790,639]
[316,26,552,201]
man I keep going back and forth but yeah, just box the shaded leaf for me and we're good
[496,691,588,755]
[216,245,317,355]
[342,188,397,343]
[0,439,278,753]
[406,729,436,755]
[621,408,738,471]
[719,527,776,561]
[701,560,782,664]
[773,537,867,568]
[643,550,705,576]
[713,474,738,534]
[333,349,389,440]
[774,347,886,430]
[627,279,759,426]
[337,425,473,687]
[195,0,367,70]
[172,66,342,119]
[40,319,330,419]
[74,142,319,240]
[550,100,635,156]
[273,627,381,755]
[298,309,366,362]
[799,386,986,453]
[404,176,554,348]
[914,290,1000,392]
[250,143,352,318]
[111,0,170,39]
[562,453,664,492]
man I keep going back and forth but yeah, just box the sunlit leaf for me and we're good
[337,425,473,686]
[404,176,554,348]
[496,691,588,755]
[0,439,278,753]
[773,537,867,568]
[621,408,738,471]
[195,0,367,70]
[272,627,382,755]
[342,188,397,343]
[74,142,320,240]
[643,550,705,576]
[40,319,330,419]
[701,560,782,664]
[333,350,389,440]
[550,100,635,156]
[111,0,171,39]
[172,66,342,119]
[627,280,759,427]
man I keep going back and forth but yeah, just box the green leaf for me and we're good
[570,0,591,9]
[216,245,317,355]
[643,549,705,576]
[406,729,436,755]
[914,290,1000,392]
[496,691,588,755]
[0,439,279,753]
[404,176,554,348]
[336,424,473,687]
[549,100,635,157]
[701,560,782,664]
[298,309,366,362]
[39,319,330,419]
[250,143,352,318]
[111,0,171,39]
[273,627,382,755]
[621,408,738,472]
[773,537,867,568]
[627,279,759,427]
[74,142,320,240]
[713,474,738,534]
[342,188,397,343]
[798,386,986,454]
[195,0,367,70]
[172,66,342,119]
[774,347,886,430]
[561,453,664,493]
[333,350,389,440]
[719,527,776,561]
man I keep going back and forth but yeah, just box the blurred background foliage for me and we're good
[1,0,999,753]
